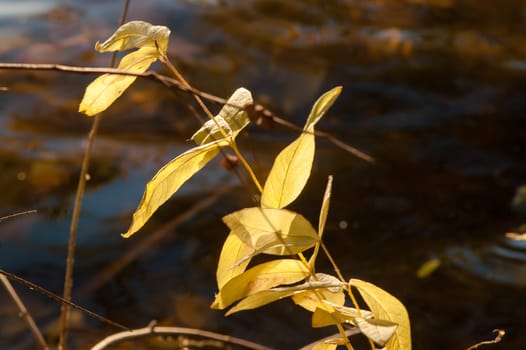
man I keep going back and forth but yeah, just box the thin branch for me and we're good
[90,323,274,350]
[466,329,506,350]
[0,274,49,350]
[0,268,129,331]
[0,210,37,222]
[58,1,131,349]
[0,62,373,162]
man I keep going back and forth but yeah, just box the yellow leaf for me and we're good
[318,175,333,236]
[226,289,294,316]
[211,259,310,310]
[260,131,315,209]
[226,273,344,315]
[311,307,341,328]
[222,207,318,255]
[216,232,254,289]
[260,87,341,209]
[79,47,159,116]
[311,342,338,350]
[95,20,170,54]
[191,88,252,145]
[122,140,227,238]
[310,175,333,267]
[351,279,411,350]
[354,317,398,347]
[304,86,342,131]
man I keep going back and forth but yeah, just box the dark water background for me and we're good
[1,1,526,349]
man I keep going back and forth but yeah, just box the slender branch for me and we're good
[0,63,373,162]
[58,1,131,349]
[0,274,49,350]
[0,210,37,222]
[0,268,129,331]
[466,329,505,350]
[90,323,274,350]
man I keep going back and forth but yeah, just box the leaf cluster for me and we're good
[78,21,412,350]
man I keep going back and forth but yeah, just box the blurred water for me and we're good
[1,1,526,349]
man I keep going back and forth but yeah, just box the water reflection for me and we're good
[1,1,526,349]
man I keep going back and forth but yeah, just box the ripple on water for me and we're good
[447,237,526,287]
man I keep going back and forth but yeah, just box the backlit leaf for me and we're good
[222,207,318,255]
[226,273,344,315]
[122,140,227,238]
[211,259,310,310]
[261,87,341,209]
[225,289,294,316]
[260,131,314,209]
[304,86,342,131]
[216,232,254,289]
[191,88,252,145]
[354,317,398,347]
[351,279,411,350]
[79,46,159,116]
[95,20,170,54]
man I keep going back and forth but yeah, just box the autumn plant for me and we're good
[78,21,411,350]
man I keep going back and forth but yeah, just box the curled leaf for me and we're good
[353,317,398,347]
[310,175,333,267]
[95,20,170,54]
[311,302,373,328]
[191,87,252,145]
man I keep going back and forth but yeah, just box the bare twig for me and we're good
[0,209,46,348]
[90,323,274,350]
[0,63,373,162]
[466,329,506,350]
[0,210,37,222]
[58,1,131,349]
[0,274,49,350]
[0,268,129,331]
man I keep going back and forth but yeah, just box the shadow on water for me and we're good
[1,1,526,349]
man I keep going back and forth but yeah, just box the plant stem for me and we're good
[90,324,273,350]
[58,116,101,350]
[58,1,130,349]
[0,268,128,331]
[0,62,373,162]
[0,274,49,350]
